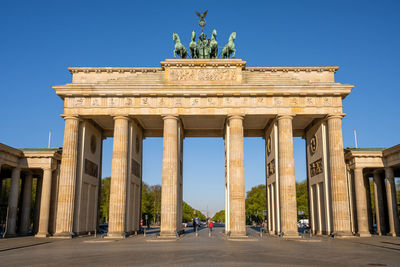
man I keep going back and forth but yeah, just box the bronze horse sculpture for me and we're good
[173,33,188,59]
[221,32,236,58]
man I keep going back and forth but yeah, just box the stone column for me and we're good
[33,177,43,234]
[0,164,2,200]
[353,168,371,237]
[364,174,374,233]
[326,115,352,236]
[36,168,53,237]
[227,115,246,237]
[55,116,79,237]
[19,172,33,235]
[108,116,130,238]
[277,115,298,237]
[160,115,179,238]
[271,183,276,234]
[384,167,399,236]
[373,170,386,235]
[5,167,21,237]
[316,183,322,235]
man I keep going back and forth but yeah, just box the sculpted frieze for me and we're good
[167,68,239,82]
[66,96,338,110]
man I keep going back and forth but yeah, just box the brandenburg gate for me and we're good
[52,58,355,238]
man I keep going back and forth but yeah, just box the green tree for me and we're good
[99,177,111,223]
[149,185,161,224]
[182,201,206,222]
[141,183,154,224]
[296,181,308,220]
[245,184,266,224]
[212,210,225,223]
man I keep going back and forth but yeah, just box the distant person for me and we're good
[193,219,197,232]
[209,221,214,232]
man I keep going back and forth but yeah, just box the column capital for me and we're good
[353,166,363,173]
[24,170,33,176]
[12,167,21,172]
[384,167,394,180]
[162,115,179,121]
[227,114,244,121]
[62,115,79,121]
[373,169,382,175]
[276,114,294,121]
[42,166,54,171]
[113,115,130,121]
[325,114,346,120]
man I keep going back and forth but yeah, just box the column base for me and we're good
[35,232,50,238]
[105,232,127,239]
[3,232,17,238]
[229,231,247,238]
[52,232,73,239]
[357,232,371,238]
[387,232,398,237]
[332,231,354,238]
[158,231,178,239]
[281,232,300,239]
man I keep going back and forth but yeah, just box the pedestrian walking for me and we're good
[208,221,214,232]
[193,219,197,233]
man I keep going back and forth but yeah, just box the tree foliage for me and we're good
[212,210,225,223]
[99,177,111,223]
[99,179,205,225]
[296,181,308,219]
[245,184,266,224]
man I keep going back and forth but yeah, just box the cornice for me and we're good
[69,67,163,74]
[161,59,246,68]
[245,66,339,73]
[68,66,339,74]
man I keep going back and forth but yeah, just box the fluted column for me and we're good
[364,174,374,233]
[316,183,322,235]
[326,115,351,236]
[5,167,21,237]
[373,170,386,235]
[353,168,371,237]
[277,115,298,237]
[385,167,399,236]
[160,115,179,237]
[20,172,33,235]
[33,177,42,234]
[55,116,79,237]
[0,164,2,200]
[227,115,246,237]
[108,116,130,238]
[36,168,53,237]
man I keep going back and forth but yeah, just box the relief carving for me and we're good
[190,97,200,106]
[91,98,101,107]
[124,98,133,106]
[266,159,275,178]
[274,97,283,106]
[107,98,118,107]
[309,135,317,155]
[306,97,315,106]
[131,159,141,178]
[323,97,331,106]
[309,158,323,177]
[84,159,98,178]
[267,134,272,156]
[168,68,238,81]
[74,97,85,107]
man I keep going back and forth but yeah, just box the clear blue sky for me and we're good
[1,0,399,215]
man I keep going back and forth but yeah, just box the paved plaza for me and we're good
[0,226,399,266]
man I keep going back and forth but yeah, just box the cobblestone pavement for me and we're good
[0,226,399,266]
